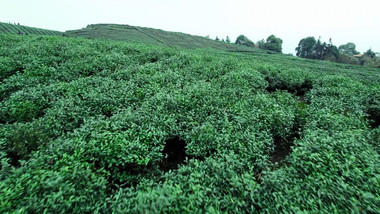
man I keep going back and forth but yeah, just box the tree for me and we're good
[226,36,231,43]
[235,35,254,47]
[326,38,340,60]
[296,37,316,58]
[364,49,376,58]
[262,35,283,53]
[296,37,339,61]
[313,37,327,60]
[338,42,359,55]
[256,39,265,49]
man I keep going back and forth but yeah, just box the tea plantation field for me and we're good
[0,34,379,213]
[0,22,63,36]
[65,23,261,53]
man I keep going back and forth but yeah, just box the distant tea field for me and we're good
[0,22,63,36]
[0,34,379,213]
[65,23,264,52]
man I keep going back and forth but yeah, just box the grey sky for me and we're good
[1,0,379,54]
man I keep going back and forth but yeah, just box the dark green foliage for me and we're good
[366,87,380,128]
[1,121,51,166]
[110,154,262,213]
[226,36,231,43]
[296,36,317,58]
[325,39,340,60]
[256,39,265,49]
[0,156,108,213]
[358,54,380,68]
[262,34,283,53]
[336,53,360,65]
[263,68,313,97]
[296,37,339,60]
[0,88,49,123]
[0,57,20,81]
[297,38,380,67]
[364,49,376,58]
[259,117,380,213]
[338,42,360,55]
[235,35,254,47]
[0,34,379,213]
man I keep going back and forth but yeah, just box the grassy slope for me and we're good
[230,51,380,85]
[0,33,379,213]
[65,23,262,52]
[65,24,380,81]
[0,22,63,36]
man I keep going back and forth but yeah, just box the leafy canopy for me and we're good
[338,42,360,55]
[235,35,254,47]
[263,35,283,53]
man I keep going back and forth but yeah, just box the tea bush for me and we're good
[0,34,379,213]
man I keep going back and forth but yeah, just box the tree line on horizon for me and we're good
[295,36,379,68]
[210,34,380,68]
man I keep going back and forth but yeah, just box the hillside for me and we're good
[65,23,261,52]
[0,33,379,213]
[0,22,63,36]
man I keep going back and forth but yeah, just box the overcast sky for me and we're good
[1,0,379,54]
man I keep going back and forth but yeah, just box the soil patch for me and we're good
[159,137,188,172]
[270,136,292,167]
[367,106,380,128]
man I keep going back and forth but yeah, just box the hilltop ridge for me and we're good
[64,23,262,52]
